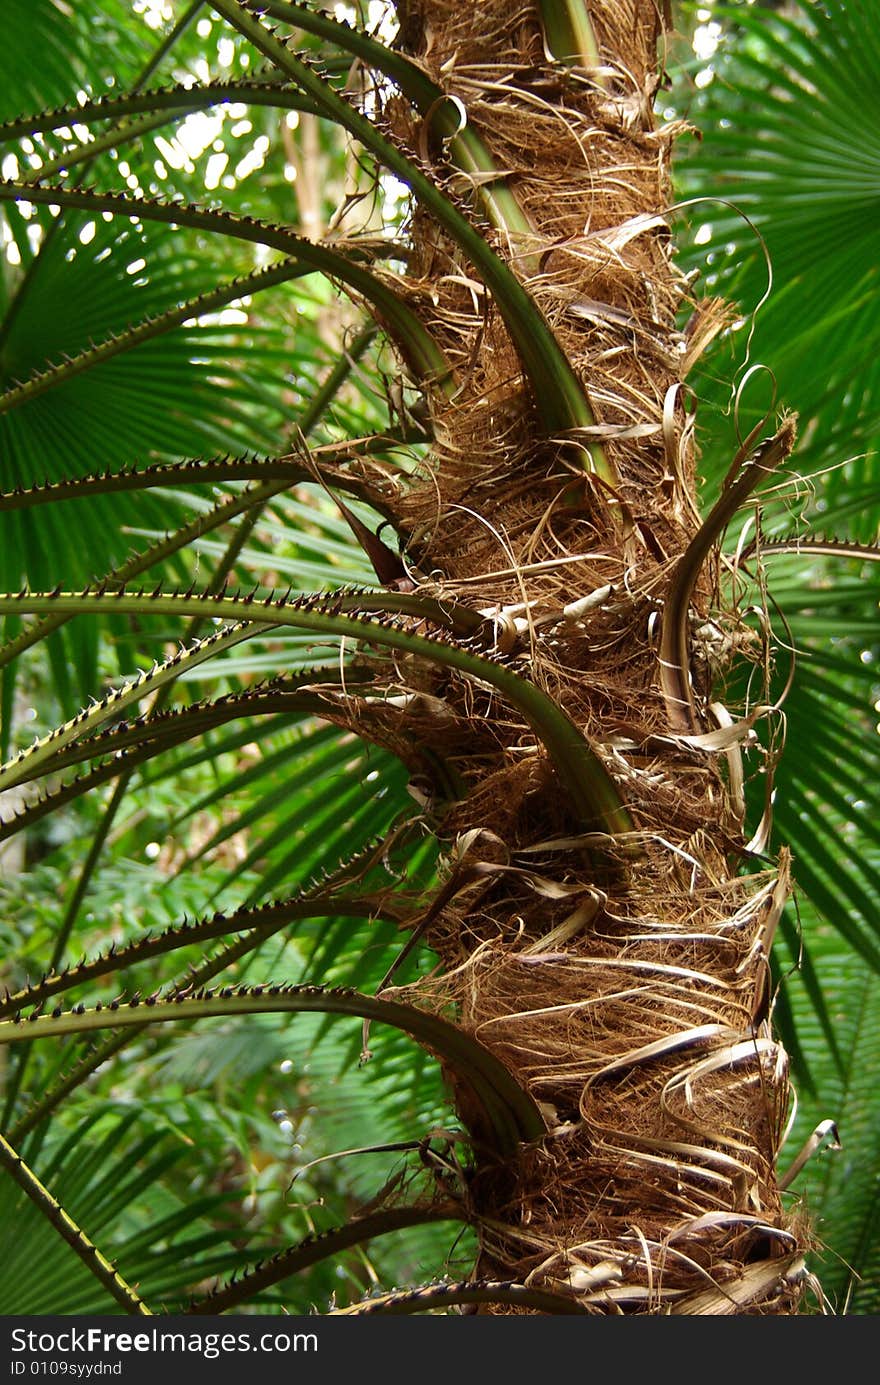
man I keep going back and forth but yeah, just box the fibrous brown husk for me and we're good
[338,0,805,1313]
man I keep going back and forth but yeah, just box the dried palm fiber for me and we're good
[329,0,807,1312]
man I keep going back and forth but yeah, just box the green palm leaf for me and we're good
[0,1107,267,1314]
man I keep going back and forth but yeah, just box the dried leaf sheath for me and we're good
[350,0,805,1312]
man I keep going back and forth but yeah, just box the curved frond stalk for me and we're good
[186,1206,462,1314]
[0,589,633,835]
[0,493,258,673]
[0,182,454,390]
[0,586,485,790]
[0,323,383,1121]
[658,416,797,732]
[0,76,321,145]
[0,700,326,841]
[0,1131,153,1316]
[245,1,535,254]
[0,322,382,674]
[11,914,316,1137]
[1,585,485,779]
[330,1277,592,1314]
[744,537,880,564]
[210,0,611,479]
[7,833,417,1144]
[0,987,546,1154]
[0,676,360,786]
[537,0,602,74]
[0,621,259,793]
[0,888,413,1018]
[0,433,419,511]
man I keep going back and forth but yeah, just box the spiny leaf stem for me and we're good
[0,590,633,835]
[0,432,418,508]
[186,1206,462,1313]
[0,77,320,146]
[0,79,322,158]
[741,537,880,564]
[6,838,415,1142]
[246,1,536,255]
[0,182,453,391]
[0,491,258,672]
[0,890,413,1018]
[0,622,258,794]
[209,0,609,476]
[0,587,486,793]
[331,1278,592,1314]
[0,988,546,1154]
[0,326,384,674]
[0,1130,153,1314]
[0,680,342,787]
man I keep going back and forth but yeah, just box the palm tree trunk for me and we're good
[372,0,806,1312]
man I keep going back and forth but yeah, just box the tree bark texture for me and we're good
[341,0,806,1312]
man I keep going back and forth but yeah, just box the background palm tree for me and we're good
[0,0,876,1314]
[671,0,880,1309]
